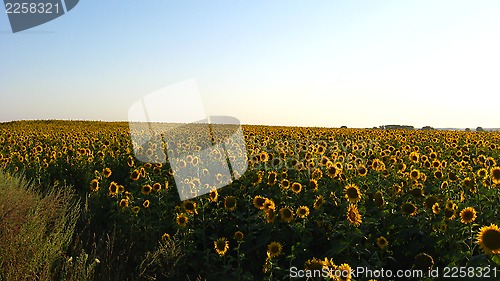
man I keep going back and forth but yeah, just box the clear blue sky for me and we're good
[1,0,499,128]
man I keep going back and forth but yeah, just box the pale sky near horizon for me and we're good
[1,1,499,128]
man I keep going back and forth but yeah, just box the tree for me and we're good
[476,127,484,132]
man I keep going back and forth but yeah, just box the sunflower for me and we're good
[103,167,112,178]
[263,198,276,213]
[448,172,458,181]
[460,207,477,224]
[260,151,269,162]
[234,231,244,241]
[371,159,385,171]
[119,198,129,208]
[266,209,277,223]
[209,189,218,202]
[90,179,99,192]
[311,168,323,180]
[143,200,150,208]
[130,169,140,181]
[410,169,420,180]
[434,170,443,180]
[152,182,161,192]
[490,167,500,184]
[413,253,434,271]
[108,181,118,196]
[309,179,319,191]
[296,206,310,218]
[432,203,441,214]
[409,151,419,163]
[183,200,198,214]
[127,155,134,167]
[376,236,388,250]
[176,213,189,227]
[314,195,325,210]
[344,183,362,203]
[214,237,229,256]
[373,191,384,207]
[161,233,170,242]
[267,171,277,185]
[131,206,140,214]
[291,182,302,194]
[477,224,500,255]
[357,164,368,176]
[402,202,417,216]
[267,241,282,258]
[305,257,324,271]
[141,184,152,195]
[326,165,339,178]
[441,181,449,189]
[280,207,294,223]
[336,263,352,281]
[280,179,290,189]
[346,204,362,227]
[477,168,488,179]
[253,195,267,210]
[224,196,237,211]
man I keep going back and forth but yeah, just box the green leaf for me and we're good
[492,254,500,266]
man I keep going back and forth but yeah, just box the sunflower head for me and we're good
[490,167,500,184]
[296,206,310,218]
[460,207,477,224]
[253,195,267,210]
[376,236,389,250]
[477,224,500,255]
[214,237,229,256]
[152,183,162,192]
[141,184,152,195]
[291,182,302,194]
[103,167,112,178]
[309,179,319,191]
[90,179,99,192]
[373,191,384,207]
[305,257,324,271]
[183,200,198,214]
[432,203,441,215]
[209,189,219,202]
[402,202,417,216]
[346,204,362,227]
[234,231,244,241]
[413,253,434,271]
[108,181,118,196]
[263,198,276,213]
[280,179,290,189]
[267,241,282,258]
[224,196,237,211]
[314,195,325,210]
[119,198,129,208]
[344,183,362,203]
[279,207,294,223]
[176,213,189,227]
[130,169,140,181]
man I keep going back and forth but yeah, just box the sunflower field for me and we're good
[1,120,500,280]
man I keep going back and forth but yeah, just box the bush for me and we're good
[0,171,82,281]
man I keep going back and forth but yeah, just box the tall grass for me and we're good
[0,171,84,281]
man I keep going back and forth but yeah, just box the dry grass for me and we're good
[0,171,81,281]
